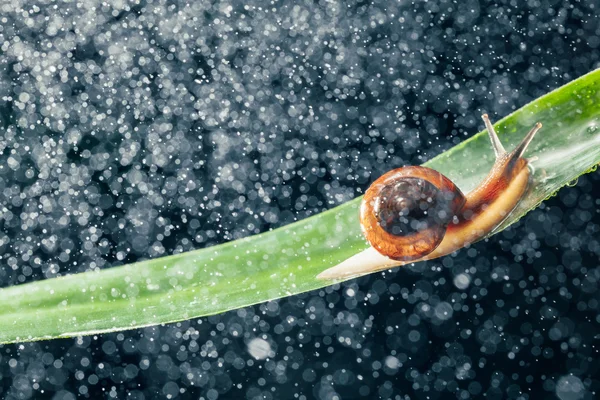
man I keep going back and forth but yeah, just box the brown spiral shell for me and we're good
[360,166,466,261]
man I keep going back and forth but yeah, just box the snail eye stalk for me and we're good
[482,114,506,157]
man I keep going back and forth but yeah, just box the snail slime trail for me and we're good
[318,114,542,280]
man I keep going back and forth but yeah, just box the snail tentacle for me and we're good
[512,122,542,159]
[482,114,506,157]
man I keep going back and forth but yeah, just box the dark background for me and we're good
[0,0,598,399]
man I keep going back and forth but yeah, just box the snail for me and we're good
[317,114,541,280]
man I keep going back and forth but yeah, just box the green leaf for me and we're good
[1,70,599,345]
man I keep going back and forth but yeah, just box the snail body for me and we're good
[318,114,541,280]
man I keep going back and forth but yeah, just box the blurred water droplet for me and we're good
[454,273,471,290]
[555,375,586,400]
[247,338,272,360]
[434,302,453,321]
[384,356,401,369]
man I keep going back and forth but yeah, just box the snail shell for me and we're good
[360,166,465,261]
